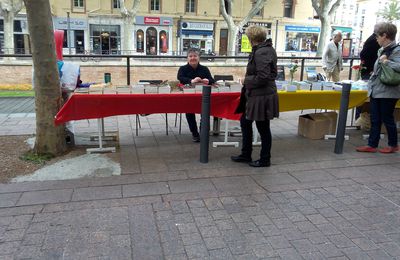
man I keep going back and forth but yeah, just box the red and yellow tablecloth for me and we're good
[55,90,369,125]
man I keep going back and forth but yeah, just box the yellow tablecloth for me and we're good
[278,90,368,112]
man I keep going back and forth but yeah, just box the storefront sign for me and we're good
[244,22,271,29]
[144,17,160,24]
[135,16,173,26]
[285,25,320,33]
[181,21,213,31]
[53,17,87,30]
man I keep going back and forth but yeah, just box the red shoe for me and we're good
[356,146,377,153]
[378,146,399,154]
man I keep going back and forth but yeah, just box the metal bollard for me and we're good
[200,85,211,163]
[334,83,351,154]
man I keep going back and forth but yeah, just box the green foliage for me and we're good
[377,0,400,22]
[20,151,54,165]
[0,91,35,97]
[288,61,299,82]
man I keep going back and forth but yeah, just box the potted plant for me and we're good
[288,60,299,83]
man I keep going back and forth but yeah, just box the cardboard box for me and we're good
[298,112,337,139]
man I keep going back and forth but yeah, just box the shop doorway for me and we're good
[90,25,121,55]
[146,27,157,55]
[136,30,144,52]
[219,29,228,55]
[159,30,168,53]
[75,30,84,54]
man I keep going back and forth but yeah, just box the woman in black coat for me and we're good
[231,25,279,167]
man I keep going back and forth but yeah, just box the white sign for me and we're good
[182,22,213,31]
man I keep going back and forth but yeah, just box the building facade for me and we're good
[1,0,325,56]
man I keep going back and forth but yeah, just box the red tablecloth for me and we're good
[55,93,241,125]
[55,91,371,125]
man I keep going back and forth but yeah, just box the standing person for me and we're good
[355,25,382,120]
[356,22,400,153]
[322,30,343,82]
[231,26,279,167]
[360,24,381,80]
[177,48,215,142]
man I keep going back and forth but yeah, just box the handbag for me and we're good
[379,62,400,86]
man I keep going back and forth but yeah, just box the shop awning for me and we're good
[181,30,213,36]
[332,26,353,33]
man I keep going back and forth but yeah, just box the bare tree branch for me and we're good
[239,0,265,28]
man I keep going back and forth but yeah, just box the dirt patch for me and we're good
[0,135,110,183]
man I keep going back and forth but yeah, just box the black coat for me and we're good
[235,41,278,115]
[177,63,215,85]
[360,33,380,77]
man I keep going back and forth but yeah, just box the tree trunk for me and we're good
[316,15,330,56]
[3,11,14,54]
[123,16,134,54]
[24,0,67,156]
[227,25,239,56]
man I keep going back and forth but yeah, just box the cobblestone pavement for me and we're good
[1,109,400,259]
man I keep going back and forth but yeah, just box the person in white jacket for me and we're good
[322,30,343,82]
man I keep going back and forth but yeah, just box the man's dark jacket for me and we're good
[360,33,380,78]
[177,63,215,84]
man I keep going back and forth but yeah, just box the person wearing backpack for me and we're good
[356,22,400,153]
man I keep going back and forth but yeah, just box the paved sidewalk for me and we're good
[1,106,400,259]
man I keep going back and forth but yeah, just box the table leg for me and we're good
[87,118,116,153]
[212,120,239,147]
[252,123,261,146]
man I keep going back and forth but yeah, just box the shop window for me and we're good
[13,20,22,32]
[146,27,157,55]
[73,0,84,8]
[136,30,144,52]
[150,0,160,11]
[0,20,30,54]
[113,0,120,8]
[90,24,121,55]
[285,32,318,52]
[159,31,168,53]
[185,0,196,13]
[283,0,294,18]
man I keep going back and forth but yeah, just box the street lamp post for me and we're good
[275,19,279,48]
[67,12,72,55]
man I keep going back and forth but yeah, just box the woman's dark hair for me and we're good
[375,22,397,41]
[187,48,200,56]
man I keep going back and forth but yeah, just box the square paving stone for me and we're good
[72,186,122,201]
[123,182,169,197]
[0,193,20,208]
[184,243,209,258]
[199,225,221,238]
[168,179,216,193]
[204,236,226,250]
[212,176,265,194]
[267,235,292,249]
[17,189,72,206]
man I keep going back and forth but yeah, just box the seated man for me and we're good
[177,48,215,142]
